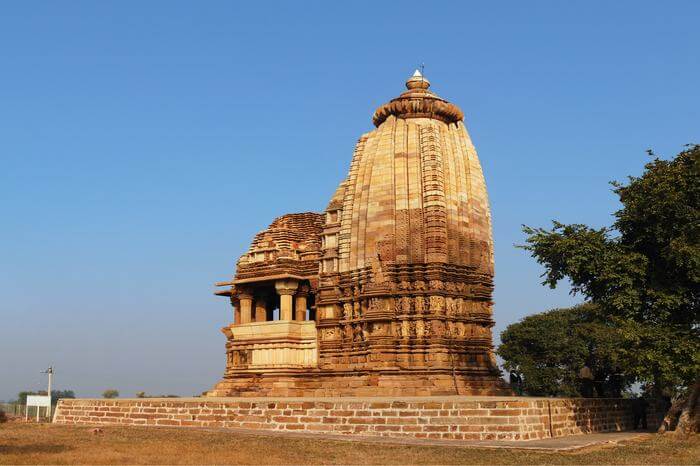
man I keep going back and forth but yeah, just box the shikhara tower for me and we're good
[208,71,509,396]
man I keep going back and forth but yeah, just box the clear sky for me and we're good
[1,1,698,401]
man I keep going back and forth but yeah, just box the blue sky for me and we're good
[1,1,698,400]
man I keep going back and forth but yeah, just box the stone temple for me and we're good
[208,71,509,397]
[55,72,658,441]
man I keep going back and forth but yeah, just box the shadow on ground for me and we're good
[0,444,74,455]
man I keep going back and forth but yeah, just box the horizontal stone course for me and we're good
[54,397,661,442]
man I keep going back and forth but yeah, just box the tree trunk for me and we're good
[658,378,700,436]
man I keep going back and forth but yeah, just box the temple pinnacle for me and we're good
[404,68,431,92]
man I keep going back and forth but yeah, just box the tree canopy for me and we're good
[498,303,628,397]
[102,389,119,399]
[520,145,699,392]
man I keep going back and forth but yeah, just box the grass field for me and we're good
[0,421,698,465]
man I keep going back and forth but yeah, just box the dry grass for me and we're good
[0,421,698,465]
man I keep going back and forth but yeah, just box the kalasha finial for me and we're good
[371,68,462,126]
[406,68,430,90]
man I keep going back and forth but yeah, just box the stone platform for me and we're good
[53,396,661,442]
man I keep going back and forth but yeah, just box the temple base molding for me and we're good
[206,370,510,397]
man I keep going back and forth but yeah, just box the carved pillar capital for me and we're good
[296,283,311,297]
[275,279,299,296]
[236,286,254,300]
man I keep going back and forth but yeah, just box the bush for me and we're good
[102,389,119,399]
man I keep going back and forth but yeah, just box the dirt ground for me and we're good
[0,421,698,465]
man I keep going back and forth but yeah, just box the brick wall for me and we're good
[53,397,661,441]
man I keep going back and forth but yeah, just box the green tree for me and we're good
[521,145,699,433]
[102,389,119,399]
[16,391,38,404]
[51,390,75,400]
[498,304,628,397]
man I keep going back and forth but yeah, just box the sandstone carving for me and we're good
[208,71,508,396]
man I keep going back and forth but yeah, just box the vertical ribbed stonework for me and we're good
[439,123,462,264]
[349,125,382,270]
[338,135,367,271]
[447,123,472,266]
[407,121,424,263]
[419,124,448,263]
[363,117,397,266]
[458,122,494,275]
[393,118,410,264]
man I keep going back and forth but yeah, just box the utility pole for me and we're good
[42,366,53,419]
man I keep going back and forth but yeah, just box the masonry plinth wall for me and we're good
[54,397,662,441]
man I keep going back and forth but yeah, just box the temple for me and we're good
[207,71,509,396]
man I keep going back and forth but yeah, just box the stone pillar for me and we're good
[295,288,308,321]
[238,289,253,324]
[254,296,267,322]
[275,279,298,321]
[231,298,240,325]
